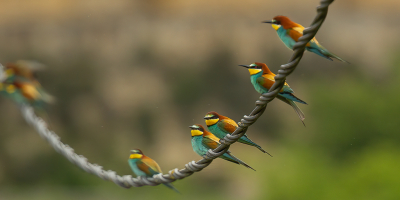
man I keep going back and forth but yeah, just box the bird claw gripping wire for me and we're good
[14,0,334,188]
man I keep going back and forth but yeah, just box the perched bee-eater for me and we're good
[128,149,180,193]
[0,60,54,108]
[204,111,271,155]
[239,62,306,125]
[263,15,348,63]
[189,124,255,171]
[0,80,54,108]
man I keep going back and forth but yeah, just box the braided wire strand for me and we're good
[0,63,6,82]
[16,0,334,189]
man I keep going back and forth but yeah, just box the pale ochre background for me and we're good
[0,0,400,199]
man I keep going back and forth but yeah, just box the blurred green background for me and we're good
[1,0,400,199]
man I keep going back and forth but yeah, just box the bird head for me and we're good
[204,111,220,126]
[239,63,263,75]
[5,60,45,82]
[129,149,144,159]
[263,16,294,30]
[189,124,204,137]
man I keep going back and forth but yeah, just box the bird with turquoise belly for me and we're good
[204,111,271,156]
[189,124,255,171]
[128,149,180,193]
[239,62,307,125]
[0,60,54,108]
[263,15,349,63]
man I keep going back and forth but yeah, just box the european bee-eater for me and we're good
[128,149,180,193]
[189,124,255,171]
[239,62,306,125]
[204,111,271,155]
[0,81,54,107]
[263,15,348,63]
[0,60,54,108]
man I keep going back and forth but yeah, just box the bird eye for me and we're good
[275,21,281,25]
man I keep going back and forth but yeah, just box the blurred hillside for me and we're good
[0,0,400,200]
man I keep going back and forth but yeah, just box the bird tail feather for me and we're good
[223,152,256,171]
[307,45,349,63]
[288,99,306,126]
[163,183,181,194]
[280,92,307,105]
[237,136,272,156]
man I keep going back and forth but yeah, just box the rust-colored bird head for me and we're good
[263,15,299,30]
[5,60,45,81]
[129,149,144,159]
[189,124,205,136]
[204,111,227,126]
[239,62,272,75]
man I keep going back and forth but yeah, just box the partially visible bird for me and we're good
[0,80,54,108]
[263,15,349,63]
[189,124,255,171]
[204,111,271,156]
[128,149,180,193]
[0,60,54,108]
[239,62,307,125]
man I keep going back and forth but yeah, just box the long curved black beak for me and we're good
[238,65,250,68]
[262,20,273,24]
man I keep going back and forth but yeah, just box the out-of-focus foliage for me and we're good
[0,0,399,199]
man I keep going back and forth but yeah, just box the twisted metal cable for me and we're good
[0,64,5,82]
[16,0,334,189]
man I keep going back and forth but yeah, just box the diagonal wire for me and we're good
[16,0,334,189]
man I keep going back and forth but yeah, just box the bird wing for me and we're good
[218,119,238,134]
[20,83,41,101]
[282,84,294,93]
[257,74,291,93]
[203,132,220,143]
[287,27,303,42]
[256,74,275,91]
[289,26,318,47]
[202,135,220,149]
[137,157,163,176]
[289,26,316,47]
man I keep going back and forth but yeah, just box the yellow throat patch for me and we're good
[129,154,143,159]
[248,68,262,75]
[191,130,203,136]
[271,24,281,30]
[205,118,219,126]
